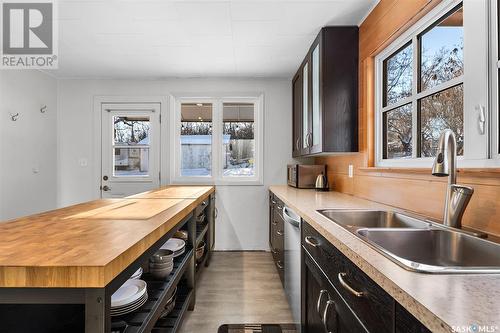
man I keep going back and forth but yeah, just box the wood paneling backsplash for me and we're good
[315,0,500,238]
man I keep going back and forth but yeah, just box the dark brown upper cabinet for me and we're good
[292,27,359,157]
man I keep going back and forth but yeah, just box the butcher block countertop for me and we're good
[0,186,214,288]
[270,185,500,333]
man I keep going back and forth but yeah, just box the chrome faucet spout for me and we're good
[431,129,473,229]
[431,129,456,184]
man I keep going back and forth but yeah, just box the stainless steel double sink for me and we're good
[317,209,500,274]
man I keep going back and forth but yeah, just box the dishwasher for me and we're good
[282,206,302,332]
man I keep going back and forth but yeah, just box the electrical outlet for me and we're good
[348,164,354,178]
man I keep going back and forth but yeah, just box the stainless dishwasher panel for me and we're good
[283,206,302,333]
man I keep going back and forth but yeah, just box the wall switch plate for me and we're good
[348,164,353,178]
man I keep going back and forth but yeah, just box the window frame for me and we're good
[375,0,493,168]
[171,94,264,185]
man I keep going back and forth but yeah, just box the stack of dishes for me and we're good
[161,238,186,257]
[130,267,143,280]
[111,279,148,317]
[149,249,174,279]
[159,287,177,319]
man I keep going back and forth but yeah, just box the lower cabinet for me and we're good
[303,253,368,333]
[301,219,431,333]
[269,192,285,285]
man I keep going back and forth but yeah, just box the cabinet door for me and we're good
[292,71,303,157]
[309,40,322,154]
[301,58,311,155]
[304,253,368,333]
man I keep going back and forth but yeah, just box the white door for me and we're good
[101,103,161,198]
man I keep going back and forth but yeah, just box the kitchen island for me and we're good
[0,186,215,333]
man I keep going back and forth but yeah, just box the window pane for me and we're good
[420,6,463,91]
[113,116,150,145]
[114,148,149,176]
[420,84,463,157]
[180,103,212,176]
[384,43,413,106]
[383,104,413,159]
[223,103,255,177]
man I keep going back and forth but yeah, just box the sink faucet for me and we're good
[431,129,474,229]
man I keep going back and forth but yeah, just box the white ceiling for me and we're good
[50,0,378,79]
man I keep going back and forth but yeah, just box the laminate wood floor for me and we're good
[178,251,293,333]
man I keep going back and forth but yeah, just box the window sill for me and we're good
[359,167,500,178]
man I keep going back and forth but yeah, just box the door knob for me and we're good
[101,185,111,191]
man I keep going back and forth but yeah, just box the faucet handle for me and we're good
[448,184,474,229]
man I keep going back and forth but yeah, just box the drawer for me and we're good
[302,222,394,333]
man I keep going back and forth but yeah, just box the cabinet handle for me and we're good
[271,248,278,255]
[295,137,301,151]
[307,132,313,147]
[277,205,283,210]
[201,201,207,207]
[271,200,277,205]
[272,220,278,226]
[276,260,284,269]
[276,230,284,236]
[338,272,364,297]
[215,207,218,219]
[316,289,328,314]
[322,300,337,333]
[305,236,319,248]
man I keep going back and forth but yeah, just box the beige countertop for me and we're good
[269,185,500,333]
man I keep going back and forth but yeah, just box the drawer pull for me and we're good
[271,248,278,255]
[338,273,364,297]
[271,200,277,205]
[316,289,328,314]
[272,220,278,226]
[322,299,337,333]
[276,230,284,236]
[276,260,284,269]
[305,236,319,247]
[277,205,283,210]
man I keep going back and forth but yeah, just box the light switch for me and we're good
[348,164,354,178]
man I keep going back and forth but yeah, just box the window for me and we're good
[180,103,213,177]
[376,0,490,167]
[113,116,151,176]
[223,103,255,177]
[172,96,263,184]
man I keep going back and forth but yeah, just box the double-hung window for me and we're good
[376,0,490,167]
[172,95,263,185]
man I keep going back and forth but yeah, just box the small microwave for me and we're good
[287,164,326,188]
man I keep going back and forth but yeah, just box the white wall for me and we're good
[0,70,58,221]
[57,78,292,250]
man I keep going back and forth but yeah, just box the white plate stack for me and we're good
[111,279,148,317]
[161,238,186,257]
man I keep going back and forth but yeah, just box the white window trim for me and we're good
[170,94,264,186]
[375,0,495,168]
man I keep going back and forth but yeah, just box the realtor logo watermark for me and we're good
[1,1,58,69]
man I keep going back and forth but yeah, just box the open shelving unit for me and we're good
[113,248,194,333]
